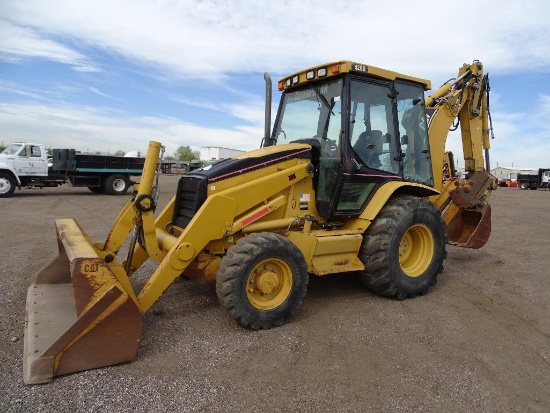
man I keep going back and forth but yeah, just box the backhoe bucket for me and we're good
[24,218,143,385]
[446,203,492,249]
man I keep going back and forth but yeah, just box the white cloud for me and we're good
[88,86,112,99]
[175,96,267,125]
[2,0,549,81]
[446,102,550,170]
[0,80,47,101]
[0,19,99,71]
[537,94,550,113]
[0,103,263,155]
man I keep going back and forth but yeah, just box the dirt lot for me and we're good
[1,177,548,412]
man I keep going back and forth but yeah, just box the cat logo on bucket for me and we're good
[83,262,99,273]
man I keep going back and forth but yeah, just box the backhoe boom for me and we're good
[426,61,497,248]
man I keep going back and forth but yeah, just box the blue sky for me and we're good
[1,0,549,168]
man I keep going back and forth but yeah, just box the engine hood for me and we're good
[190,143,314,183]
[171,143,316,229]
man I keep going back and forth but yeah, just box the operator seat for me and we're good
[353,129,383,168]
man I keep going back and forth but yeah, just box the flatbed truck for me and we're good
[0,142,145,197]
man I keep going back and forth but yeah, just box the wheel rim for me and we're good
[246,258,293,310]
[112,178,126,192]
[398,224,435,277]
[0,177,11,194]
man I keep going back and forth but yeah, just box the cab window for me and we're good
[30,146,42,157]
[349,81,399,175]
[395,82,433,185]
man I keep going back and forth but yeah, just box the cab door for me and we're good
[14,145,48,176]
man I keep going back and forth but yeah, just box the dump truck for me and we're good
[517,168,550,190]
[24,60,497,384]
[0,143,145,197]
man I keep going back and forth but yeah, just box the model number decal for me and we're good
[351,63,368,73]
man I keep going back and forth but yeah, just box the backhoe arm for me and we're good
[425,61,498,248]
[426,61,493,188]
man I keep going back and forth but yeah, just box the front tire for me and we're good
[104,174,130,195]
[216,233,308,329]
[358,196,446,300]
[0,173,16,197]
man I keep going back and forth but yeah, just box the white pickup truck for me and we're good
[0,142,145,197]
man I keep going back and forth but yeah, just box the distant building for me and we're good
[124,151,143,158]
[491,166,537,181]
[200,146,244,161]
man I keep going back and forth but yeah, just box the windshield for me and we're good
[1,144,23,156]
[273,79,342,146]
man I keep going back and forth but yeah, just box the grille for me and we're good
[172,174,208,229]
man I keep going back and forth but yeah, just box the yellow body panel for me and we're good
[311,233,365,275]
[286,230,364,275]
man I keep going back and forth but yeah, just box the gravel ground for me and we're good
[1,176,549,412]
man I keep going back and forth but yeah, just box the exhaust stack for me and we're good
[263,72,272,146]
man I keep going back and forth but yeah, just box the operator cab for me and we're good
[269,61,434,219]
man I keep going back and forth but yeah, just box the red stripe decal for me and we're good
[343,172,401,179]
[343,173,430,183]
[242,207,270,226]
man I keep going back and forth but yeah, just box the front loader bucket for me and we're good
[446,203,492,249]
[24,218,143,385]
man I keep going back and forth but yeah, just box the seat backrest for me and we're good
[369,130,383,155]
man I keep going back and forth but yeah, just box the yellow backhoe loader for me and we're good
[24,60,497,384]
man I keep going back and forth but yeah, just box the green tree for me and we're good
[175,145,199,161]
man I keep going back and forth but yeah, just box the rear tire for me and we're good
[216,233,308,329]
[519,182,529,190]
[0,173,16,197]
[357,196,446,300]
[104,174,130,195]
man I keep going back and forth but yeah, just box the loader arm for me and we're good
[424,61,497,248]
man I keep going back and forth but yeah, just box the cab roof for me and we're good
[278,60,432,91]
